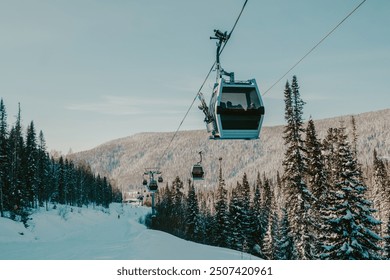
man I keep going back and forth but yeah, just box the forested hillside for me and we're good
[70,108,390,191]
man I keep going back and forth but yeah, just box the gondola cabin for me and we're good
[191,164,205,180]
[148,179,158,192]
[209,78,265,139]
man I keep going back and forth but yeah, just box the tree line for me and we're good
[149,76,390,260]
[0,99,122,226]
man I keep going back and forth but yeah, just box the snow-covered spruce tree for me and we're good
[214,160,230,248]
[36,130,50,208]
[305,118,329,257]
[350,115,358,158]
[199,194,216,246]
[57,156,66,205]
[262,183,279,260]
[261,174,272,239]
[227,173,254,253]
[251,172,265,256]
[321,125,382,259]
[282,76,314,259]
[372,149,390,238]
[228,182,243,251]
[186,180,200,241]
[172,176,186,238]
[154,183,174,232]
[277,208,298,259]
[25,121,38,208]
[384,215,390,259]
[0,98,9,217]
[241,173,254,252]
[322,128,339,185]
[8,104,29,224]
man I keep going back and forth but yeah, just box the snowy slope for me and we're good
[0,203,258,260]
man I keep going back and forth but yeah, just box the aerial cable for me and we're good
[262,0,367,96]
[156,0,249,168]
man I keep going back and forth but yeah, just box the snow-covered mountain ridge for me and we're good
[69,109,390,191]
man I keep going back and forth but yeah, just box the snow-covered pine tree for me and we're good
[25,121,39,208]
[261,174,271,238]
[277,208,298,260]
[199,194,216,246]
[305,118,329,257]
[240,173,254,252]
[251,172,264,256]
[36,130,49,208]
[322,128,339,185]
[65,160,76,206]
[384,215,390,259]
[186,180,200,241]
[372,149,390,238]
[172,176,186,238]
[262,181,279,260]
[350,115,358,158]
[226,173,254,252]
[57,156,66,205]
[321,125,382,259]
[8,103,29,224]
[282,76,314,259]
[0,98,9,217]
[228,182,243,251]
[214,160,229,248]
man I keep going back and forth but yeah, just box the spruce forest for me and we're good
[0,99,122,226]
[148,76,390,260]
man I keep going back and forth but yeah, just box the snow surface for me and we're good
[0,203,258,260]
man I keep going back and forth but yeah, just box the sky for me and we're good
[1,0,389,153]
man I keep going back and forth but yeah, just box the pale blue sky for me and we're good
[1,0,389,153]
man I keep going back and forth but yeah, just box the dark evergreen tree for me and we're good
[186,180,200,241]
[262,185,279,260]
[25,121,38,208]
[305,118,329,256]
[322,127,340,185]
[0,99,9,217]
[240,173,254,252]
[172,176,185,237]
[214,160,229,248]
[251,172,264,256]
[261,174,272,239]
[227,173,254,253]
[8,104,29,224]
[321,125,382,259]
[384,215,390,259]
[372,149,389,237]
[36,131,49,208]
[47,157,59,207]
[228,183,243,250]
[282,76,314,259]
[277,208,298,260]
[57,156,66,205]
[350,115,358,158]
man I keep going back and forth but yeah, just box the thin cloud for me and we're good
[66,95,188,116]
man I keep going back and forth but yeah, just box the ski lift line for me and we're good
[156,0,249,169]
[262,0,367,97]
